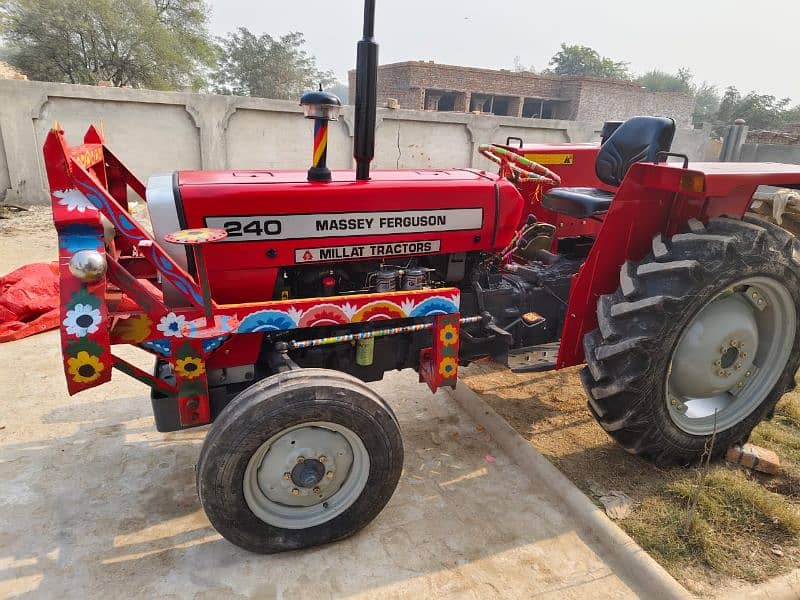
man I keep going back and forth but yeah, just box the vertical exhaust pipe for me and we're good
[354,0,378,181]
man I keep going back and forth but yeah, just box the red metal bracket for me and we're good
[419,313,460,392]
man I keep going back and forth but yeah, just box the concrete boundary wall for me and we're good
[0,79,711,205]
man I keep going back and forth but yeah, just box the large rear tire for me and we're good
[583,216,800,465]
[197,368,403,553]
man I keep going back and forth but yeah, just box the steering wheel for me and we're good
[479,144,561,186]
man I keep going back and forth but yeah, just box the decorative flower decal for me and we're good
[54,188,97,213]
[63,303,102,337]
[202,335,227,353]
[157,312,186,337]
[164,228,226,244]
[175,356,205,379]
[238,310,297,333]
[410,296,458,317]
[438,356,458,378]
[141,339,171,356]
[113,315,152,343]
[439,324,458,347]
[353,301,406,322]
[67,350,105,383]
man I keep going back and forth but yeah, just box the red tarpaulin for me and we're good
[0,262,60,342]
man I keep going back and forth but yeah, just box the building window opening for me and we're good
[437,92,457,112]
[523,98,557,119]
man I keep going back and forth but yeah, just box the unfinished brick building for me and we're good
[348,61,694,126]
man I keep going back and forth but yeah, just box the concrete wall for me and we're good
[741,143,800,165]
[570,80,695,128]
[0,79,713,205]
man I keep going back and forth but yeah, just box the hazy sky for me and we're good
[208,0,800,103]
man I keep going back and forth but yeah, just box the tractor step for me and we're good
[508,342,559,373]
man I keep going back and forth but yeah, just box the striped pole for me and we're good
[288,316,482,349]
[308,118,331,182]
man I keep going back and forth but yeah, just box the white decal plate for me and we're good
[205,208,483,241]
[295,240,441,263]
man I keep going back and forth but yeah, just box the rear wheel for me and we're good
[197,368,403,553]
[583,216,800,465]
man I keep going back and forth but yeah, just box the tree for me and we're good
[635,69,693,93]
[715,86,796,131]
[692,81,720,125]
[212,28,335,100]
[546,44,629,79]
[0,0,215,90]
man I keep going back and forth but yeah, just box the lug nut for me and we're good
[746,371,752,377]
[297,456,305,463]
[313,487,321,496]
[283,472,291,480]
[738,382,744,388]
[714,360,721,366]
[717,370,725,377]
[735,362,742,370]
[292,488,300,496]
[319,456,327,464]
[326,471,334,479]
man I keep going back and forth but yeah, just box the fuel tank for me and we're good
[148,168,524,304]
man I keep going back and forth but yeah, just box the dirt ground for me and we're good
[460,361,800,597]
[0,208,654,599]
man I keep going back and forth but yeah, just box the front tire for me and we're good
[583,216,800,465]
[197,368,403,553]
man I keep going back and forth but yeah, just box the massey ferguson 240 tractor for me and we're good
[44,1,800,553]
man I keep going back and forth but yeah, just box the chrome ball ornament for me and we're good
[68,249,107,282]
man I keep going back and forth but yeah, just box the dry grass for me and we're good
[461,362,800,595]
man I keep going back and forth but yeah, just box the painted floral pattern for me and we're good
[157,312,186,337]
[438,356,457,378]
[54,188,96,213]
[63,303,102,337]
[175,356,205,379]
[439,324,458,347]
[67,350,105,383]
[112,315,152,343]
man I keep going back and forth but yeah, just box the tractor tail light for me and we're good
[680,172,705,194]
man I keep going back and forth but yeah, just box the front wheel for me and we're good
[583,216,800,465]
[197,368,404,553]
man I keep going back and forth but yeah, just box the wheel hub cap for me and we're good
[291,458,326,488]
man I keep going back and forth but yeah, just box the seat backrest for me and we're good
[595,116,676,186]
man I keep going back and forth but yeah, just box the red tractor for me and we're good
[45,1,800,553]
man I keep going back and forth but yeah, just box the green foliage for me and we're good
[635,69,693,93]
[211,28,335,100]
[0,0,215,90]
[546,44,629,79]
[716,86,798,131]
[693,82,721,125]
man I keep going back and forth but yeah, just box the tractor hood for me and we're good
[147,168,524,304]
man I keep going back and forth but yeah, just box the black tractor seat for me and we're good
[542,116,676,219]
[542,187,615,219]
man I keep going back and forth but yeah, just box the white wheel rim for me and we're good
[666,276,795,435]
[243,421,370,529]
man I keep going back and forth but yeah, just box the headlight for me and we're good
[69,249,107,282]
